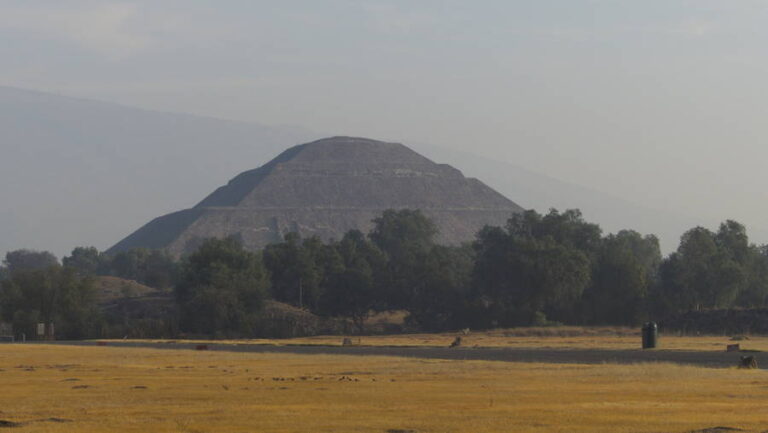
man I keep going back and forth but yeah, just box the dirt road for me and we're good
[49,340,756,368]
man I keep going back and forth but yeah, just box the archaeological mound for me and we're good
[109,136,524,257]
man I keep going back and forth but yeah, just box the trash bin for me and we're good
[642,322,658,349]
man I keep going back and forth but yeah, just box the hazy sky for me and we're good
[3,1,768,243]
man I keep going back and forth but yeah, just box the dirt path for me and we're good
[46,340,757,368]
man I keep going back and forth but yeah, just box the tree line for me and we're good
[2,208,768,338]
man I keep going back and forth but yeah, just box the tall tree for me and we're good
[63,246,103,276]
[175,238,270,336]
[585,231,661,325]
[407,244,474,331]
[738,245,768,307]
[472,210,593,327]
[369,209,438,308]
[715,220,750,264]
[0,265,100,339]
[107,248,177,288]
[3,249,58,274]
[263,233,326,309]
[507,209,602,256]
[657,225,747,312]
[319,231,386,333]
[369,209,438,257]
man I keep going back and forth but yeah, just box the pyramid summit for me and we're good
[109,137,525,256]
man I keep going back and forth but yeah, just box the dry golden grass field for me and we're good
[117,326,768,352]
[1,342,768,433]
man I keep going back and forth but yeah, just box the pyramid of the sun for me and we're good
[108,137,525,257]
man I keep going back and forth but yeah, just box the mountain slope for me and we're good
[0,86,315,257]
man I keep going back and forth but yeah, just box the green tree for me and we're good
[3,249,58,274]
[0,265,100,339]
[738,245,768,307]
[107,248,177,288]
[141,249,178,288]
[263,233,326,310]
[175,238,270,336]
[320,231,386,333]
[711,220,768,309]
[407,244,474,331]
[507,209,602,256]
[110,248,149,281]
[472,211,593,327]
[657,225,748,312]
[63,246,104,276]
[585,231,660,325]
[369,209,438,308]
[369,209,438,257]
[715,220,750,264]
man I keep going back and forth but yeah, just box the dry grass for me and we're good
[1,344,768,432]
[113,327,768,352]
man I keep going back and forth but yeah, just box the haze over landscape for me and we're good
[1,86,715,257]
[3,1,768,255]
[7,4,768,432]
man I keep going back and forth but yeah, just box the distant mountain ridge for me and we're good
[109,137,524,256]
[0,86,315,257]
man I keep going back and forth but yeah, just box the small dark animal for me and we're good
[449,336,462,348]
[739,355,758,369]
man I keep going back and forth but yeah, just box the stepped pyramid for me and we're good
[108,137,524,257]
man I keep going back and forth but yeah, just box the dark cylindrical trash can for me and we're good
[642,322,658,349]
